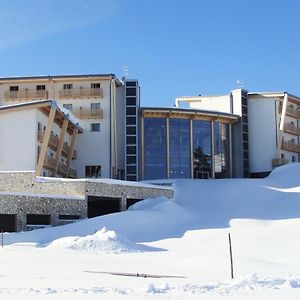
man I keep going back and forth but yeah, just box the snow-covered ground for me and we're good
[1,163,300,299]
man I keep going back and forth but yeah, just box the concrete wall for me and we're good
[61,80,112,179]
[0,109,37,172]
[184,95,232,113]
[248,98,277,173]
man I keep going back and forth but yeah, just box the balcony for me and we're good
[59,88,103,99]
[43,155,57,171]
[5,89,48,101]
[58,161,77,178]
[72,107,103,119]
[38,130,77,159]
[283,123,300,136]
[272,158,288,167]
[62,142,77,159]
[285,106,300,119]
[281,140,300,153]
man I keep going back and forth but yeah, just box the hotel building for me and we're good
[0,75,299,181]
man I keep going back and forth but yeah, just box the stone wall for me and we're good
[85,181,174,199]
[0,172,174,232]
[0,194,86,231]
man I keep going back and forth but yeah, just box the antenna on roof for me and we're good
[121,66,129,81]
[236,80,243,88]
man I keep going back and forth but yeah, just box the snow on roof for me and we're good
[36,176,174,191]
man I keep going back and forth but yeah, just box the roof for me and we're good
[248,91,300,103]
[0,100,83,134]
[0,73,122,86]
[140,107,239,124]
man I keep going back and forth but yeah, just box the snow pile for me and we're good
[1,164,300,299]
[47,227,149,254]
[4,163,300,246]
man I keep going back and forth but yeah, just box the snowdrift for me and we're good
[4,163,300,248]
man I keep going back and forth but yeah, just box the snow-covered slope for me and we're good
[1,163,300,299]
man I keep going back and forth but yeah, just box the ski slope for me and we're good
[1,163,300,299]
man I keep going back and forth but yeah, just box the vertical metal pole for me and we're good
[166,116,170,179]
[140,115,145,180]
[190,118,194,179]
[1,231,3,248]
[228,233,234,279]
[211,121,215,179]
[229,124,233,178]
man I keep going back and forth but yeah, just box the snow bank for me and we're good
[4,163,300,246]
[47,227,157,253]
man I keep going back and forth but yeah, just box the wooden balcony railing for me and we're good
[281,140,300,153]
[285,106,300,119]
[272,158,288,167]
[68,167,77,178]
[59,88,103,99]
[43,155,57,171]
[38,130,77,159]
[71,108,103,119]
[58,161,77,178]
[5,89,48,101]
[283,123,300,136]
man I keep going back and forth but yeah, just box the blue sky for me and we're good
[0,0,300,107]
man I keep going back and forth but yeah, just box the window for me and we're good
[281,153,285,158]
[63,84,73,89]
[126,88,136,97]
[37,122,42,131]
[126,98,136,106]
[91,103,100,110]
[91,123,100,132]
[63,104,73,110]
[59,215,80,220]
[36,85,45,90]
[9,86,18,91]
[27,214,51,225]
[292,156,296,162]
[126,81,137,87]
[126,126,136,135]
[85,165,101,178]
[91,83,100,89]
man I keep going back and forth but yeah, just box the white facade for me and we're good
[0,109,37,171]
[0,101,78,177]
[0,75,129,179]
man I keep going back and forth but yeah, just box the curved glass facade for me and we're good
[193,120,212,179]
[142,115,232,180]
[214,122,230,178]
[144,118,167,179]
[170,119,190,178]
